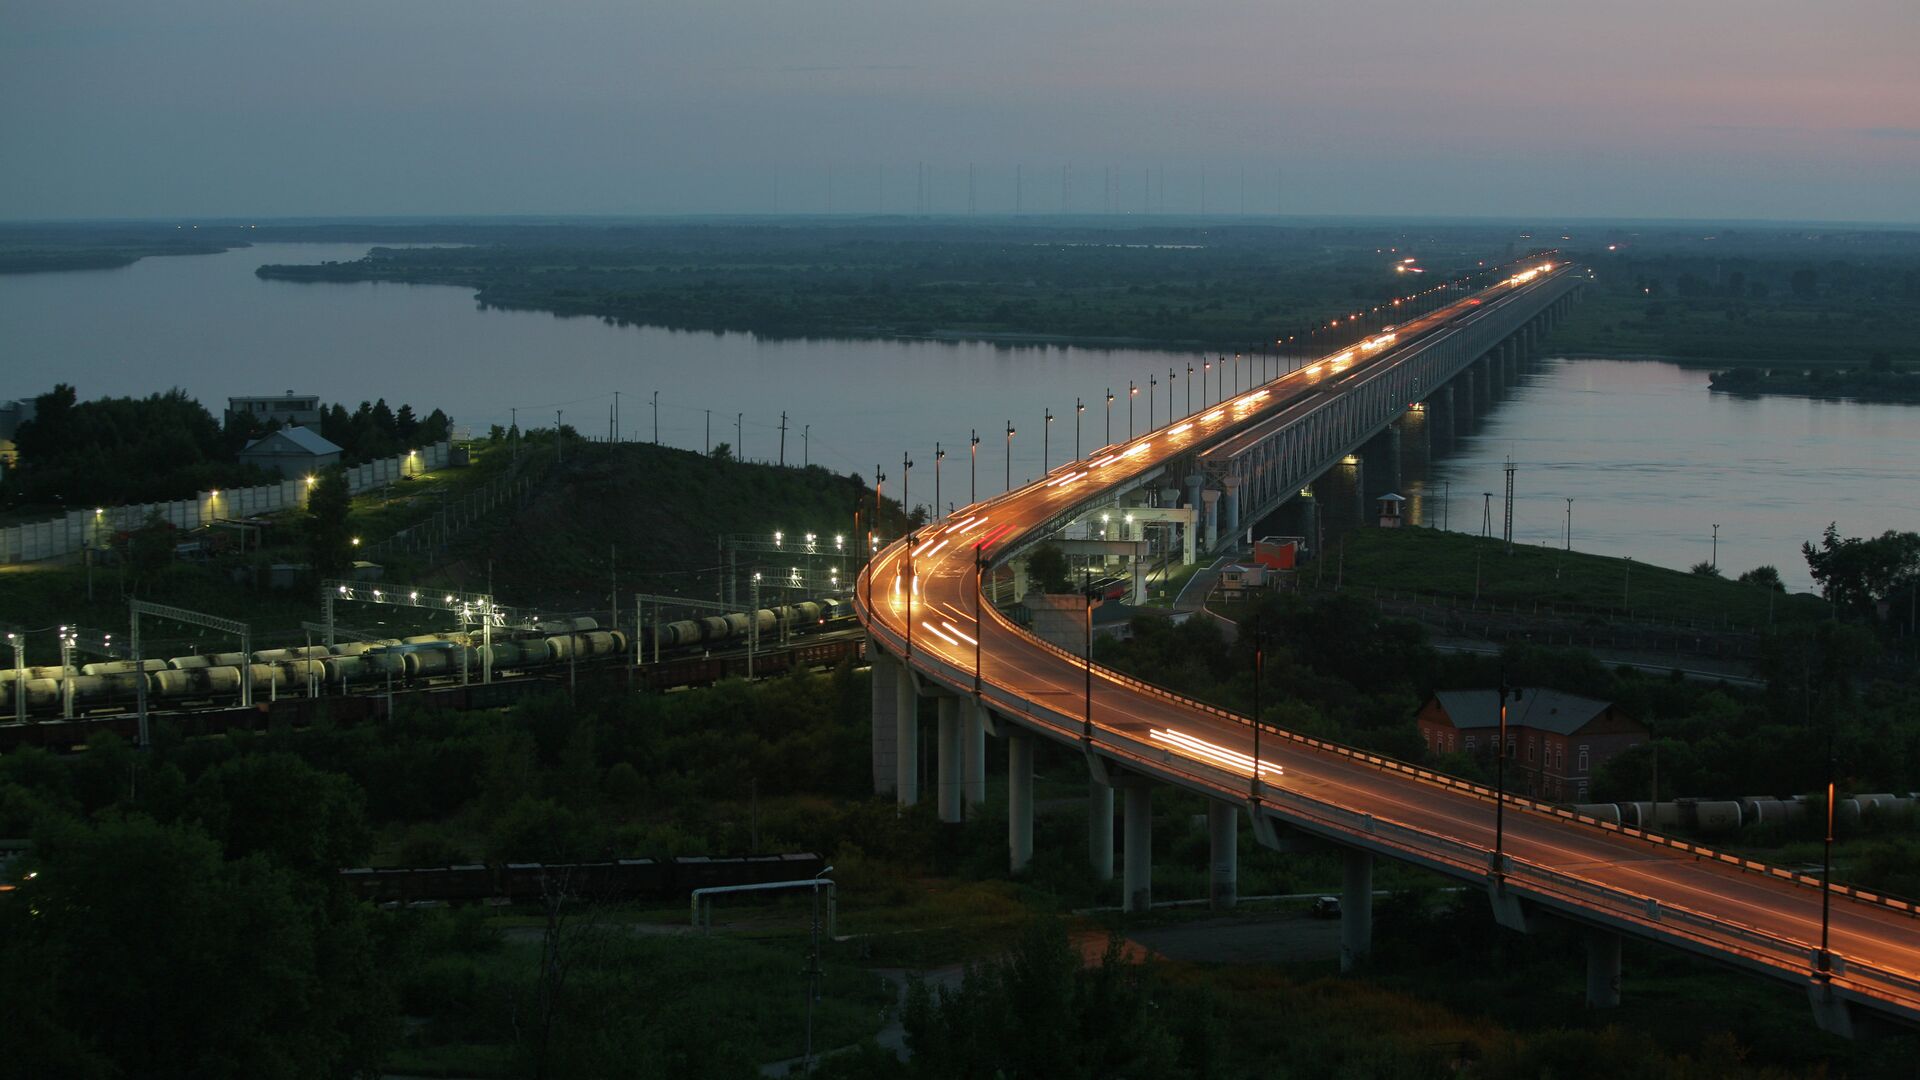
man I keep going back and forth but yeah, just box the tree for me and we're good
[1737,565,1785,592]
[305,466,353,579]
[394,403,419,442]
[1802,523,1920,615]
[123,510,176,590]
[1025,541,1072,594]
[1689,561,1722,578]
[709,441,734,462]
[186,752,372,879]
[0,814,397,1078]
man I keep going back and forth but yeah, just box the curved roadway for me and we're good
[857,266,1920,1027]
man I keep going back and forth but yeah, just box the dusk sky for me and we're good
[5,0,1917,222]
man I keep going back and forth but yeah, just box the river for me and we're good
[3,243,1911,590]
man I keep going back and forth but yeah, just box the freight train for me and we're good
[1569,793,1918,834]
[1,597,850,721]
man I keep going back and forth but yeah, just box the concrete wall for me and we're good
[0,441,451,564]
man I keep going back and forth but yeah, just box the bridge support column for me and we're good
[1090,773,1114,882]
[871,647,899,795]
[1208,801,1238,910]
[1012,560,1030,603]
[1202,489,1221,552]
[1459,367,1476,421]
[1008,732,1034,873]
[936,695,963,823]
[1122,782,1153,913]
[1221,476,1242,548]
[1585,928,1622,1008]
[1437,385,1455,443]
[895,662,919,807]
[1181,507,1197,565]
[1340,848,1373,972]
[964,700,988,809]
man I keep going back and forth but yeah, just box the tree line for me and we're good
[3,384,450,510]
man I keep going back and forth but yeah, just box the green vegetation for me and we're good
[0,224,233,273]
[1552,231,1920,368]
[1710,360,1920,402]
[1316,526,1828,627]
[250,220,1529,351]
[1,383,451,516]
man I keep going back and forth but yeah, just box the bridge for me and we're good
[854,262,1920,1038]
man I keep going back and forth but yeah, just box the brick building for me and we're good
[1417,689,1646,802]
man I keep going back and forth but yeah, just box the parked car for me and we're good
[1310,896,1341,919]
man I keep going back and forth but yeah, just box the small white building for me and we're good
[240,426,343,478]
[228,392,322,428]
[1377,492,1407,528]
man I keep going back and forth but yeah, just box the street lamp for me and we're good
[935,444,946,522]
[902,452,913,524]
[1203,358,1213,406]
[969,430,979,504]
[1186,362,1194,415]
[1492,677,1520,878]
[1004,421,1015,493]
[1043,408,1053,474]
[1075,398,1085,460]
[1127,380,1137,439]
[1105,389,1114,445]
[1148,374,1157,430]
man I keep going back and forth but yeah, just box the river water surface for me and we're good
[2,243,1911,590]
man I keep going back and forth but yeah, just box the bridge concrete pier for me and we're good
[1435,385,1455,444]
[936,696,963,823]
[964,700,988,808]
[895,661,920,807]
[1089,773,1114,882]
[1208,801,1238,910]
[1585,928,1622,1008]
[1122,780,1153,913]
[1008,732,1034,872]
[1361,425,1401,502]
[1340,849,1373,972]
[1458,367,1477,423]
[871,647,899,795]
[1222,477,1242,548]
[1202,489,1221,552]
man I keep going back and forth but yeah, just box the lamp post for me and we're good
[1004,421,1015,493]
[905,530,916,659]
[1148,374,1157,430]
[969,430,979,504]
[1493,677,1518,879]
[974,549,987,697]
[935,444,945,522]
[1075,398,1084,460]
[1043,408,1053,474]
[1203,358,1213,406]
[1127,380,1137,439]
[1711,523,1720,570]
[1105,389,1114,445]
[902,452,913,525]
[1083,564,1094,740]
[1251,629,1264,796]
[1186,362,1194,415]
[1565,497,1573,551]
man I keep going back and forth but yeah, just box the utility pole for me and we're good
[1565,498,1573,551]
[1503,456,1516,555]
[704,409,711,456]
[803,424,810,468]
[614,390,621,442]
[652,390,659,444]
[510,407,519,462]
[555,410,564,463]
[1711,523,1720,569]
[779,412,788,466]
[736,412,743,460]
